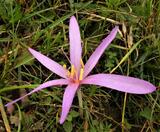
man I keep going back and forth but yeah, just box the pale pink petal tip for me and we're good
[59,117,65,124]
[114,26,119,30]
[70,16,77,21]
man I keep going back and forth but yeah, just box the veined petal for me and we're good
[81,74,156,94]
[60,83,79,124]
[5,79,69,107]
[29,48,68,79]
[69,16,82,73]
[83,26,119,78]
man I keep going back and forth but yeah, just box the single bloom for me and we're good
[6,16,156,124]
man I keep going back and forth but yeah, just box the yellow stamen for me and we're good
[63,64,70,77]
[70,65,75,78]
[79,68,84,81]
[80,59,84,68]
[63,64,66,69]
[67,71,70,77]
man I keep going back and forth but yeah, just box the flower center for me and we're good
[63,59,84,82]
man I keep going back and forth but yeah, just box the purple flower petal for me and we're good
[28,48,68,79]
[5,79,69,107]
[81,74,156,94]
[83,27,119,78]
[69,16,82,73]
[60,83,79,124]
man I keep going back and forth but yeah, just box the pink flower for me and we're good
[6,16,156,124]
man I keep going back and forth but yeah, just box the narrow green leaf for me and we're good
[0,97,11,132]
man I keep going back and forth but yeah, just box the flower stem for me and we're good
[122,92,127,132]
[77,88,83,118]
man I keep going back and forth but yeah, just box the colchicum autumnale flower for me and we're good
[6,16,156,124]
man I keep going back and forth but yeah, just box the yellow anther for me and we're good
[80,59,84,68]
[79,68,84,81]
[67,71,70,77]
[63,64,67,69]
[70,65,75,78]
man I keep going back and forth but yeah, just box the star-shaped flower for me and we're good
[6,16,156,124]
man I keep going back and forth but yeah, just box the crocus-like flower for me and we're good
[6,16,156,124]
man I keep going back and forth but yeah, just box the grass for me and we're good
[0,0,160,131]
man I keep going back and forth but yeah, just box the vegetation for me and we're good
[0,0,160,131]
